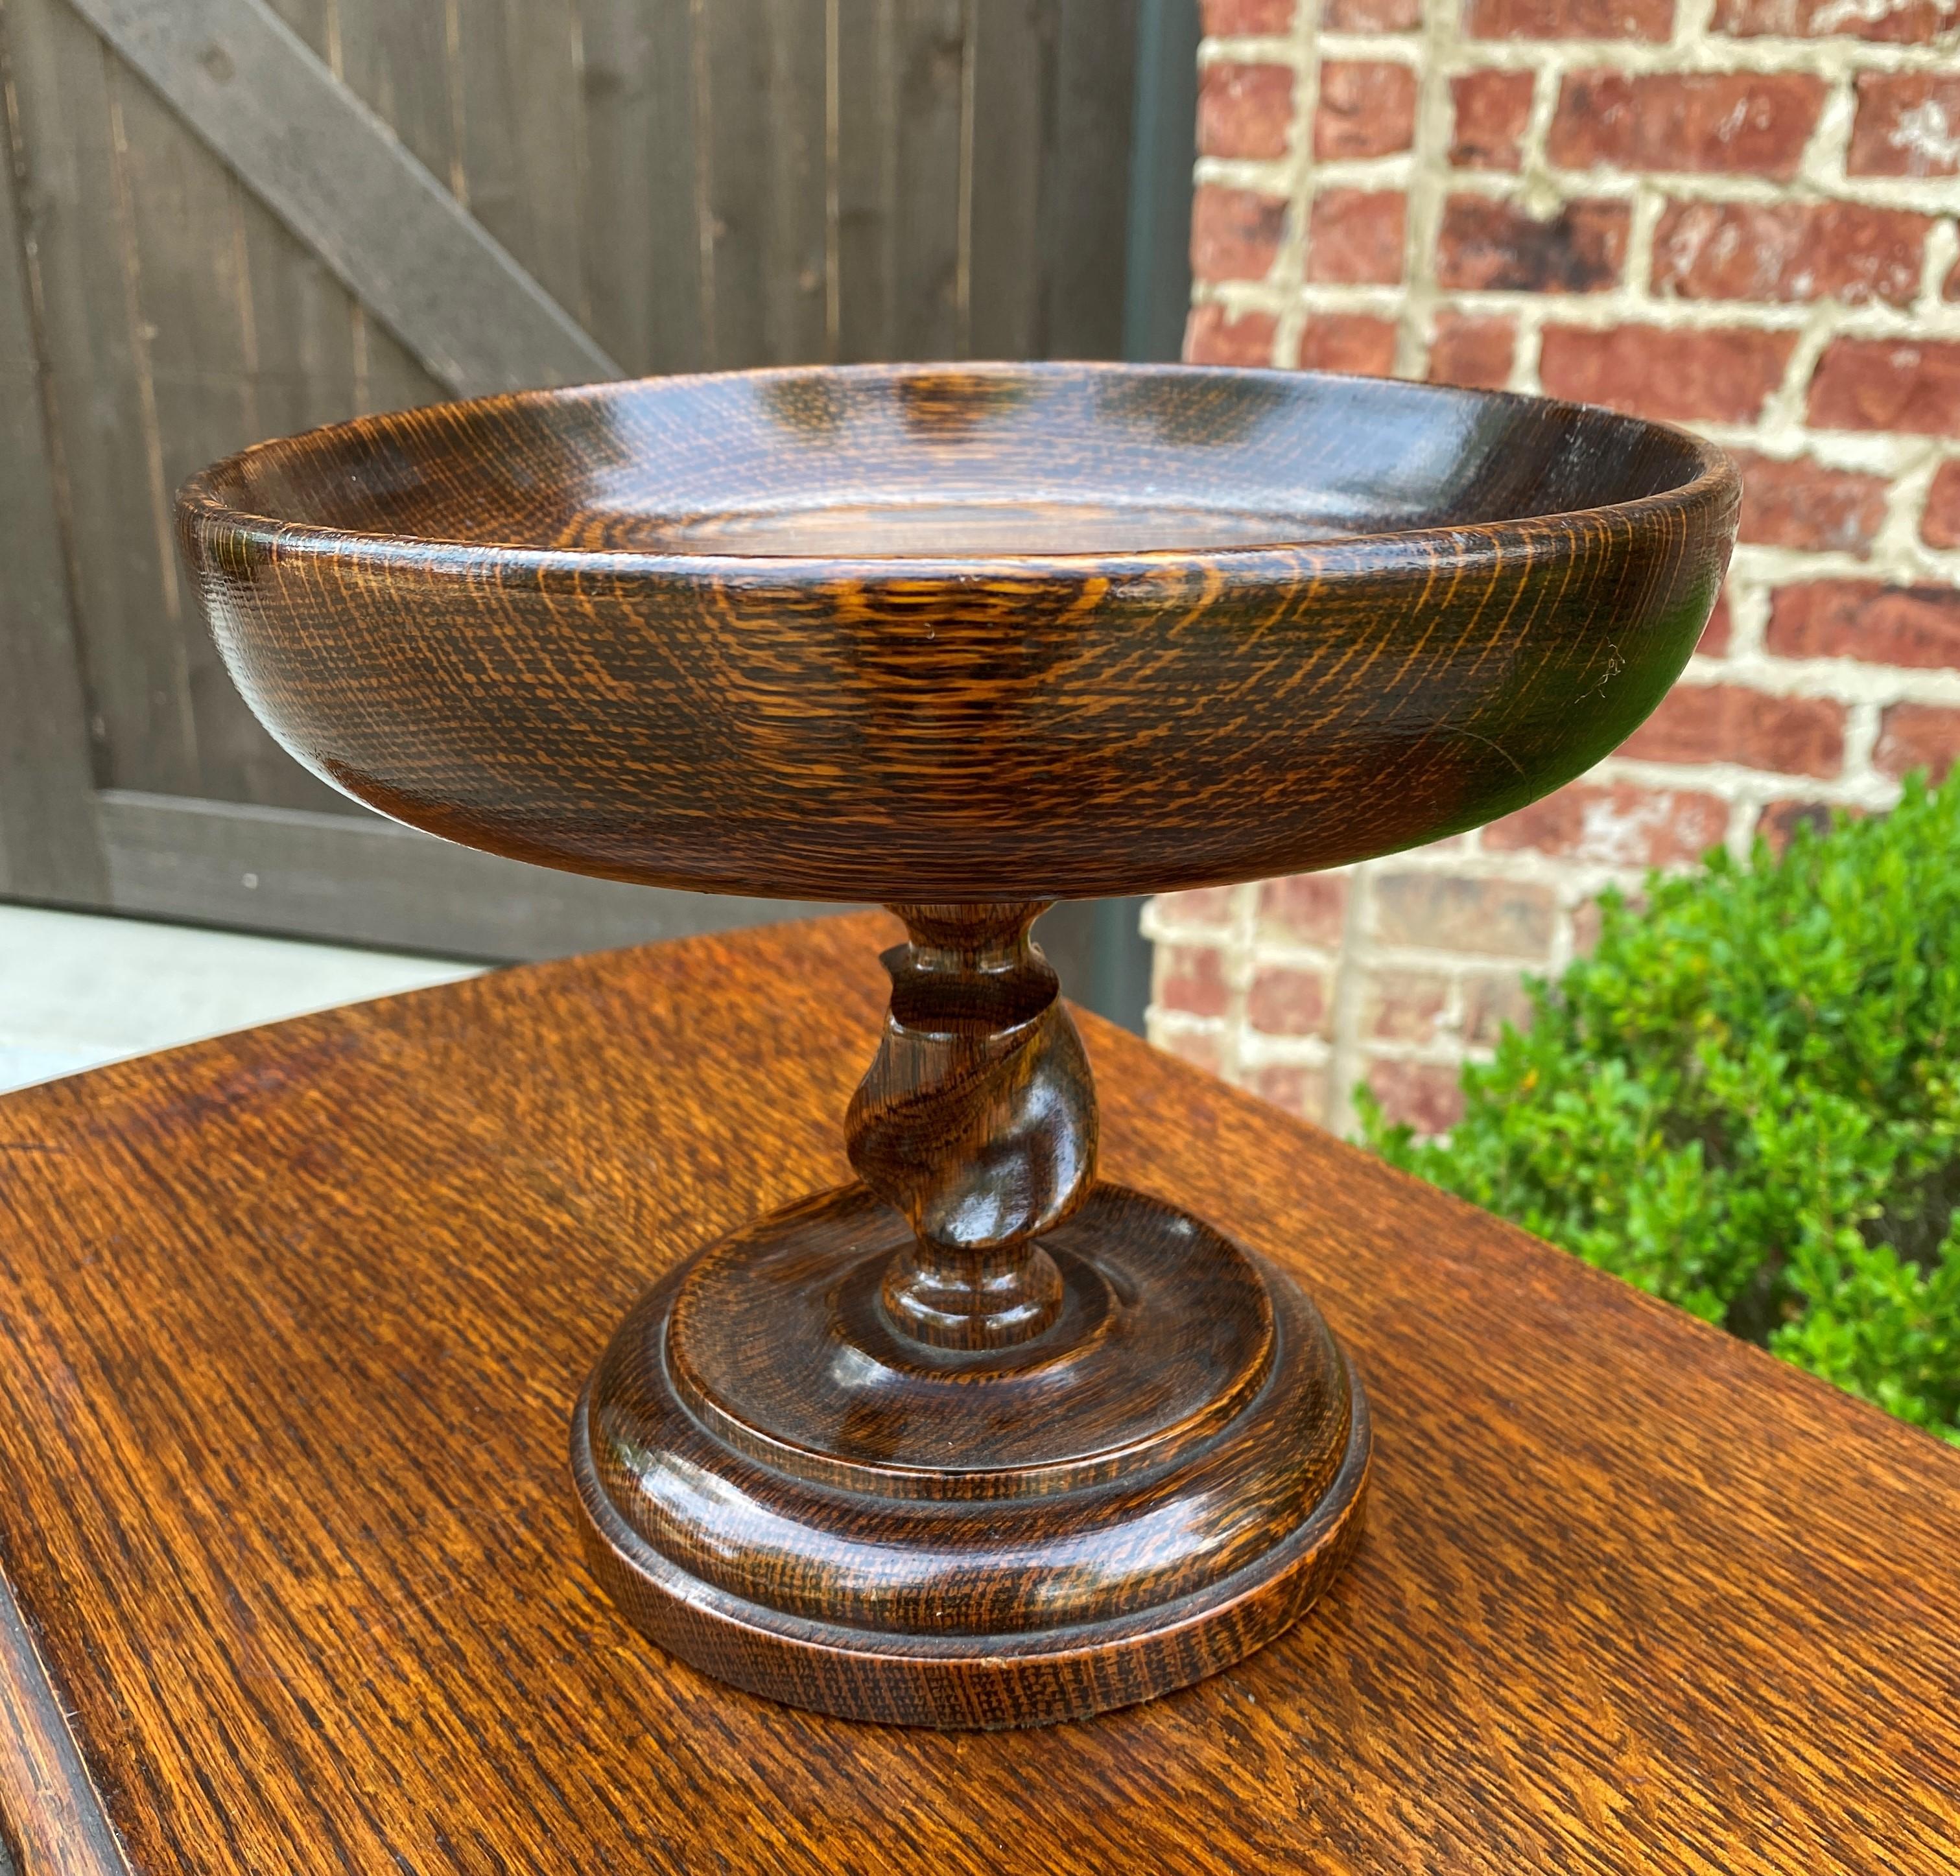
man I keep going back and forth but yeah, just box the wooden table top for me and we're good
[0,911,1953,1875]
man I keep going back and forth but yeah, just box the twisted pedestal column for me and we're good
[573,906,1369,1729]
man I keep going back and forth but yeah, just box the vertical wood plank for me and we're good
[1043,0,1136,360]
[705,0,841,367]
[448,0,587,332]
[104,42,344,813]
[228,181,359,441]
[575,0,704,376]
[967,0,1051,360]
[761,0,827,363]
[258,0,329,47]
[327,0,458,411]
[3,0,199,800]
[237,3,432,447]
[329,0,454,184]
[0,2,106,902]
[889,0,966,361]
[698,0,764,368]
[832,0,898,364]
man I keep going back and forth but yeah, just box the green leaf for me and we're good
[1358,772,1960,1444]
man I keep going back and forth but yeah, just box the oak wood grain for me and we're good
[848,900,1094,1347]
[0,1569,126,1874]
[578,1175,1367,1728]
[578,899,1367,1726]
[176,362,1739,903]
[0,913,1953,1871]
[172,357,1734,1724]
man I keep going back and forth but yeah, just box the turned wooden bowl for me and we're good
[179,363,1737,904]
[180,364,1738,1731]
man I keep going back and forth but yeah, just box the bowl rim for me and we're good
[176,359,1741,581]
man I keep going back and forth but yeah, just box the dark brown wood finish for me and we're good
[576,1178,1366,1728]
[0,917,1954,1870]
[850,901,1096,1349]
[178,362,1740,904]
[574,901,1366,1726]
[172,360,1738,1726]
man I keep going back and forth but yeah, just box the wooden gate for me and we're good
[0,0,1194,1016]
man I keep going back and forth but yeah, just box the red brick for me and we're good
[1875,703,1960,782]
[1199,63,1295,160]
[1923,459,1960,548]
[1620,683,1845,778]
[1156,1027,1226,1077]
[1362,968,1450,1044]
[1184,304,1279,366]
[1651,200,1927,309]
[1437,196,1629,293]
[1190,185,1286,284]
[1364,1058,1465,1136]
[1948,253,1960,302]
[1539,324,1796,425]
[1247,964,1334,1037]
[1461,972,1535,1048]
[1754,798,1837,854]
[1316,61,1417,161]
[1485,780,1729,867]
[1715,0,1958,40]
[1765,580,1960,670]
[1808,340,1960,436]
[1296,315,1399,377]
[1244,1062,1330,1127]
[1549,72,1824,180]
[1465,0,1671,34]
[1255,873,1349,946]
[1153,885,1238,930]
[1570,897,1605,957]
[1200,0,1293,31]
[1428,311,1516,390]
[1371,874,1558,957]
[1323,0,1421,24]
[1699,587,1732,657]
[1730,451,1888,555]
[1450,69,1536,170]
[1156,944,1231,1018]
[1848,73,1960,177]
[1306,189,1406,285]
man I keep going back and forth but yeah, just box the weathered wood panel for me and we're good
[0,17,105,902]
[833,0,899,363]
[889,0,967,360]
[6,0,198,802]
[108,35,316,812]
[62,0,617,393]
[1,0,1179,992]
[1045,0,1137,359]
[968,0,1050,358]
[99,793,842,961]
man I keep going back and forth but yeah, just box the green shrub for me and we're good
[1360,773,1960,1445]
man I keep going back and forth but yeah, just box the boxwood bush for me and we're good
[1361,773,1960,1445]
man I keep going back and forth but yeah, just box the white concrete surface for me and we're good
[0,905,482,1094]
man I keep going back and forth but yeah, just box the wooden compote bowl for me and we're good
[180,364,1737,1729]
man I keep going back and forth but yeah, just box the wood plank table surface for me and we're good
[0,911,1953,1874]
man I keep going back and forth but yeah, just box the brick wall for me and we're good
[1151,0,1960,1136]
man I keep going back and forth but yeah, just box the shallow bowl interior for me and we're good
[199,362,1714,557]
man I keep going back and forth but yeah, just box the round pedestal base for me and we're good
[571,1182,1369,1729]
